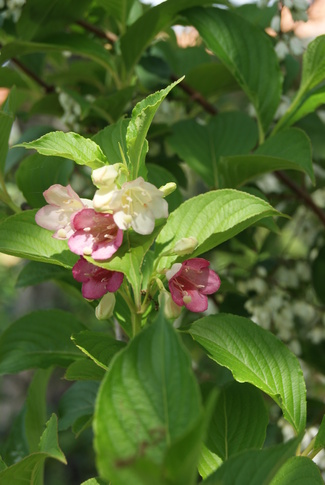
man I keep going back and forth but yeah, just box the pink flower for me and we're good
[68,208,123,261]
[35,184,91,239]
[72,257,124,300]
[166,258,221,313]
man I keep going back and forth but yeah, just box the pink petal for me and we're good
[201,270,221,295]
[184,290,208,312]
[68,232,95,256]
[35,205,70,231]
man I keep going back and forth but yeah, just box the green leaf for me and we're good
[94,310,203,485]
[270,456,324,485]
[188,314,306,434]
[96,0,137,27]
[202,438,300,485]
[65,359,105,381]
[0,414,66,485]
[219,128,314,188]
[16,153,73,208]
[288,86,325,126]
[0,34,114,71]
[184,7,282,138]
[198,446,223,480]
[0,310,85,374]
[154,189,280,273]
[0,90,15,175]
[0,210,77,267]
[16,131,107,169]
[186,63,238,98]
[120,0,217,75]
[199,382,268,478]
[168,112,258,188]
[300,35,325,94]
[59,381,99,431]
[16,261,71,288]
[25,368,53,453]
[72,331,126,370]
[92,118,129,165]
[80,478,108,485]
[126,77,183,179]
[315,415,325,451]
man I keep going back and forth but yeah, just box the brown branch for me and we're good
[170,74,218,115]
[76,19,118,45]
[11,58,55,93]
[275,170,325,226]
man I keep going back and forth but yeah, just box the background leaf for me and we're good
[168,112,258,188]
[72,331,126,370]
[94,311,203,485]
[270,456,324,485]
[184,7,282,137]
[189,314,306,434]
[58,381,99,432]
[154,189,280,272]
[0,310,85,374]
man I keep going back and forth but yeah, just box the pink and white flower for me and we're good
[35,184,91,239]
[93,177,168,235]
[72,257,124,300]
[68,208,123,260]
[166,258,221,313]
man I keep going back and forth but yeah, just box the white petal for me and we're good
[131,210,155,235]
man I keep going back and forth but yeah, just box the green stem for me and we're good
[131,312,142,337]
[0,174,21,213]
[301,437,316,457]
[272,89,305,136]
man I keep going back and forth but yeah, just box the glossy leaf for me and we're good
[219,128,314,188]
[184,7,281,137]
[126,77,183,179]
[189,314,306,434]
[16,131,107,169]
[0,310,85,374]
[59,381,99,431]
[202,438,300,485]
[198,382,268,479]
[120,0,217,75]
[94,310,203,485]
[198,447,223,480]
[0,210,77,268]
[154,189,280,273]
[0,414,66,484]
[270,456,324,485]
[72,331,126,370]
[16,153,73,208]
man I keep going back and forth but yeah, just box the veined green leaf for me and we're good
[126,77,183,179]
[270,456,324,485]
[300,35,325,94]
[154,189,280,272]
[71,331,126,370]
[189,314,306,434]
[94,311,203,485]
[59,381,99,431]
[0,414,66,485]
[184,7,282,138]
[16,131,107,169]
[0,310,85,374]
[198,382,268,479]
[201,439,300,485]
[0,210,77,268]
[92,118,129,165]
[168,112,258,188]
[219,128,314,188]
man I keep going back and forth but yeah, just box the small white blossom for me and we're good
[95,292,116,320]
[270,15,281,33]
[289,37,304,56]
[275,41,290,61]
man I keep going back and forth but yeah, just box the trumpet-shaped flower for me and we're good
[72,257,123,300]
[68,208,123,260]
[35,184,91,239]
[94,177,168,235]
[166,258,221,313]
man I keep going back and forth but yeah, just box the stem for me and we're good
[131,312,142,337]
[301,437,316,457]
[0,174,21,213]
[271,89,305,136]
[11,58,55,94]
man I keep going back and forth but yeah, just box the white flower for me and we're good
[270,15,281,33]
[101,177,168,235]
[289,37,304,56]
[275,41,290,61]
[92,164,120,189]
[95,292,116,320]
[171,237,198,256]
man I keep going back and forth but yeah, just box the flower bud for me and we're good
[92,164,120,189]
[172,237,198,256]
[95,292,116,320]
[159,182,177,197]
[158,290,182,319]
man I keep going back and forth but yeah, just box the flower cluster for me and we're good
[35,165,172,316]
[0,0,26,23]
